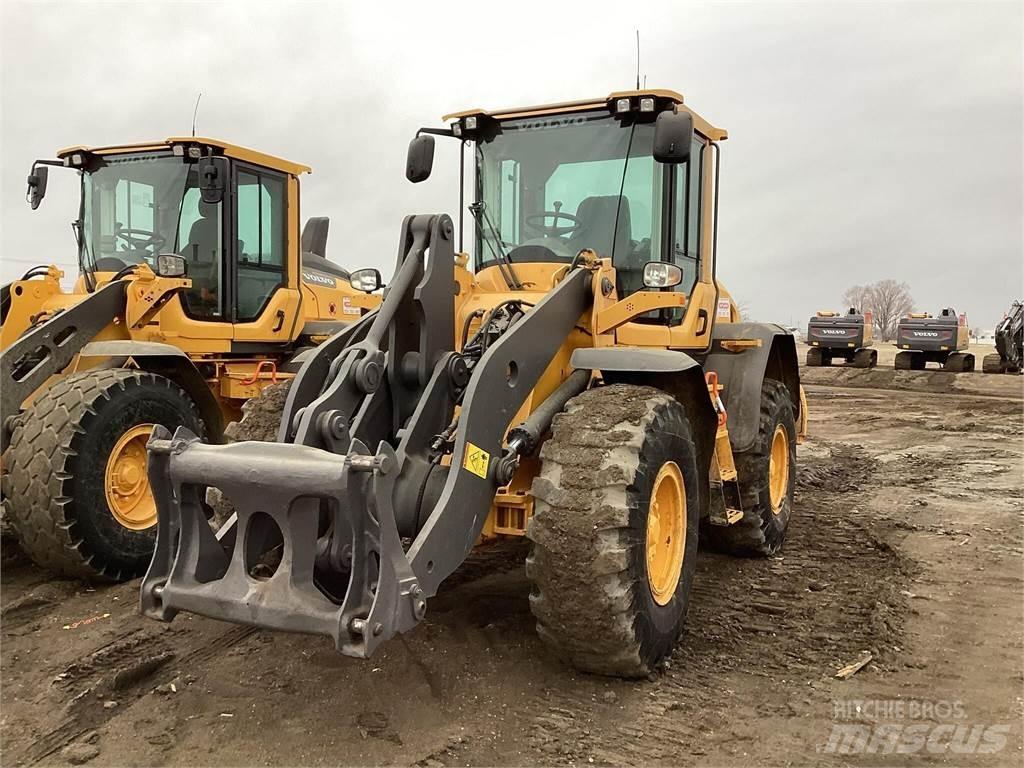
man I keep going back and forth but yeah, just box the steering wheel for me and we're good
[116,228,166,254]
[525,210,582,237]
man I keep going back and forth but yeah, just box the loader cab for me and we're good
[440,91,728,316]
[59,139,310,330]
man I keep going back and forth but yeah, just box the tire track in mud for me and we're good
[21,624,257,764]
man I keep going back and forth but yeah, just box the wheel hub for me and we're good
[646,461,686,605]
[768,424,790,515]
[105,424,158,530]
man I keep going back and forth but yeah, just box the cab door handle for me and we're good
[696,309,709,336]
[272,309,285,333]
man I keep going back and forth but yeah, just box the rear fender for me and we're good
[703,323,800,453]
[78,340,224,440]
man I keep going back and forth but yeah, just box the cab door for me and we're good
[230,164,301,343]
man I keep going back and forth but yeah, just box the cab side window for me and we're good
[236,170,286,321]
[672,138,704,292]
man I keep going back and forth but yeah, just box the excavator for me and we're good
[140,90,807,677]
[805,308,876,367]
[894,308,973,371]
[0,138,380,581]
[982,301,1022,374]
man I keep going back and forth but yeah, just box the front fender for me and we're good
[570,346,703,374]
[79,340,224,440]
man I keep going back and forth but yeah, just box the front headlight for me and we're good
[642,262,682,289]
[156,253,187,278]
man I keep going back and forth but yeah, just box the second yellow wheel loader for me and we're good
[141,90,807,677]
[0,138,380,582]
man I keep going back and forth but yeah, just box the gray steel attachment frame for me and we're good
[141,213,594,655]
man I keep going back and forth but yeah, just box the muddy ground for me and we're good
[1,369,1022,767]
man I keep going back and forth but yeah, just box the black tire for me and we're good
[526,384,701,677]
[3,370,203,581]
[704,379,796,557]
[805,348,823,367]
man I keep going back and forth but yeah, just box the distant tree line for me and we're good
[842,279,915,341]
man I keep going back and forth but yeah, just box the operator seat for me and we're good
[301,217,350,280]
[568,195,642,293]
[566,195,632,260]
[186,201,220,263]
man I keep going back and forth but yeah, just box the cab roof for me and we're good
[443,89,728,141]
[56,137,311,176]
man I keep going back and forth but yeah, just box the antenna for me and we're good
[635,30,641,90]
[191,92,202,137]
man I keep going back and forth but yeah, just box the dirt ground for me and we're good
[2,368,1022,767]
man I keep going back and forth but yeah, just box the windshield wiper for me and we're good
[469,201,522,290]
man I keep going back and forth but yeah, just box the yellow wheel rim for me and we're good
[104,424,157,531]
[646,461,686,606]
[768,424,790,515]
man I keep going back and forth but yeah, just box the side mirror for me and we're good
[26,166,49,210]
[199,157,228,204]
[155,253,188,278]
[349,268,382,293]
[653,111,694,164]
[406,134,435,183]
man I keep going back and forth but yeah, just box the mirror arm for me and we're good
[416,126,457,139]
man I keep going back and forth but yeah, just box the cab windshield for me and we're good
[474,111,663,292]
[81,153,215,273]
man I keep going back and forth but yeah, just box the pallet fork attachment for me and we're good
[141,213,594,655]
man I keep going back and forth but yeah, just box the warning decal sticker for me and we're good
[463,442,490,479]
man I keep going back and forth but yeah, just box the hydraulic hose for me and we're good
[506,368,591,457]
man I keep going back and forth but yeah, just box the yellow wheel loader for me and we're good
[0,138,381,581]
[141,91,807,677]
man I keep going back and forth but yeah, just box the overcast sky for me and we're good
[2,1,1021,329]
